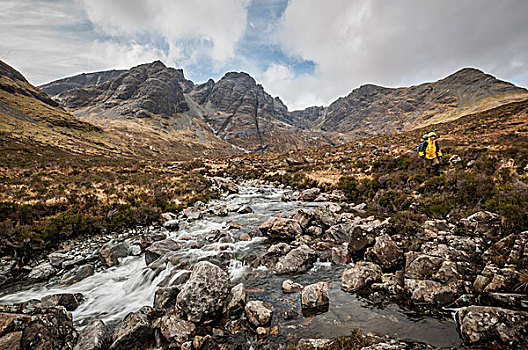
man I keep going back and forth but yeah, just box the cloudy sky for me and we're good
[1,0,527,110]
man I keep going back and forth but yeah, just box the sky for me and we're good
[1,0,527,110]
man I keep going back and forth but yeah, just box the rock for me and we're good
[364,234,402,270]
[274,244,318,274]
[456,306,528,347]
[41,293,84,311]
[286,157,303,166]
[405,278,463,305]
[341,261,382,292]
[176,261,230,323]
[479,293,528,311]
[0,301,77,350]
[371,271,404,295]
[153,286,180,310]
[404,252,444,280]
[73,320,111,350]
[237,205,253,214]
[225,283,246,316]
[459,211,502,238]
[163,219,180,230]
[331,246,350,265]
[449,154,462,164]
[140,231,167,249]
[192,334,213,349]
[259,217,302,241]
[183,207,202,220]
[239,233,252,241]
[256,326,267,337]
[212,177,238,194]
[211,206,229,216]
[48,253,73,268]
[161,212,178,223]
[109,312,153,350]
[145,238,182,265]
[99,242,130,267]
[265,242,292,256]
[245,300,273,327]
[433,260,463,284]
[283,309,299,320]
[225,203,242,212]
[299,188,321,201]
[156,311,196,345]
[27,262,57,282]
[282,279,303,294]
[297,338,333,349]
[301,281,329,310]
[348,219,391,260]
[60,264,94,285]
[325,223,354,243]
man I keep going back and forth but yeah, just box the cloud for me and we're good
[273,0,528,107]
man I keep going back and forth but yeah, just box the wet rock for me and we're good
[299,188,321,201]
[0,259,15,287]
[145,238,182,265]
[274,244,318,274]
[161,212,178,223]
[283,309,299,320]
[404,252,444,280]
[239,233,252,241]
[176,261,230,323]
[364,234,402,270]
[27,262,57,282]
[163,219,180,230]
[371,271,405,295]
[183,207,202,220]
[301,281,329,310]
[0,301,78,350]
[237,205,253,214]
[155,311,196,345]
[109,311,153,350]
[456,306,528,347]
[73,320,110,350]
[325,223,354,243]
[41,293,84,311]
[225,283,246,316]
[259,217,302,241]
[331,246,350,265]
[479,293,528,311]
[225,203,242,212]
[211,206,229,216]
[60,264,94,285]
[341,261,382,292]
[245,300,273,327]
[265,242,292,257]
[282,279,303,294]
[459,211,502,238]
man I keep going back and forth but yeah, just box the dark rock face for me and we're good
[456,306,528,347]
[52,61,190,118]
[176,261,230,323]
[109,311,153,350]
[41,293,84,311]
[0,301,78,350]
[39,70,126,96]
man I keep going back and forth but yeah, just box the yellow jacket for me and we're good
[419,138,442,159]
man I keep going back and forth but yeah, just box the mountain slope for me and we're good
[317,68,528,137]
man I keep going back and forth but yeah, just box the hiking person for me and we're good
[418,132,442,175]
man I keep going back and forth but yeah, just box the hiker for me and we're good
[418,132,442,175]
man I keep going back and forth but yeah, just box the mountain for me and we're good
[40,62,528,152]
[317,68,528,137]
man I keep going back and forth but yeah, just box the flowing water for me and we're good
[0,184,461,347]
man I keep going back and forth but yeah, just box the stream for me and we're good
[0,183,461,348]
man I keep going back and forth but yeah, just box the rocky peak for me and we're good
[0,60,27,83]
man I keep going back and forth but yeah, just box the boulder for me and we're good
[60,264,94,285]
[161,212,178,223]
[183,207,202,220]
[212,177,238,194]
[348,219,391,260]
[27,263,57,282]
[459,211,502,238]
[109,312,153,350]
[259,217,302,241]
[456,306,528,347]
[281,279,303,294]
[99,242,130,267]
[301,281,329,310]
[364,234,402,270]
[48,253,73,268]
[140,231,167,249]
[41,293,84,311]
[145,238,182,265]
[225,283,246,316]
[325,223,354,243]
[237,205,253,214]
[163,219,180,230]
[404,278,463,305]
[404,252,444,280]
[156,311,196,345]
[176,261,230,323]
[245,300,273,327]
[153,286,180,310]
[299,188,321,201]
[0,301,77,350]
[274,245,318,274]
[297,339,333,349]
[331,246,350,265]
[341,261,382,292]
[73,320,111,350]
